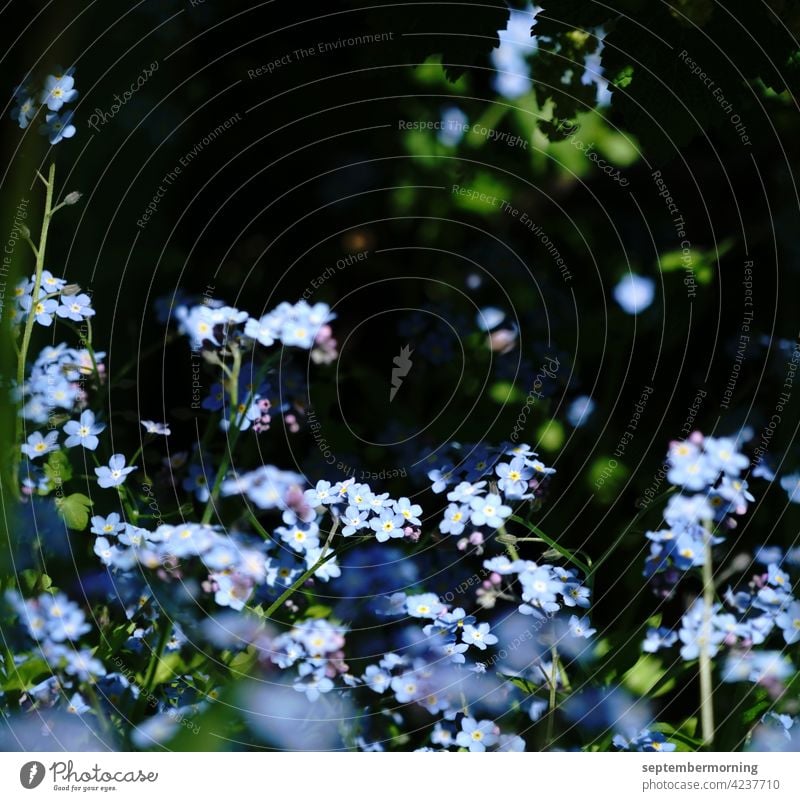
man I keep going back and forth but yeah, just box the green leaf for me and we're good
[649,720,703,752]
[227,647,258,674]
[536,420,565,452]
[2,656,49,692]
[489,381,525,404]
[304,604,333,619]
[622,654,675,698]
[43,450,73,490]
[55,492,93,531]
[509,515,591,576]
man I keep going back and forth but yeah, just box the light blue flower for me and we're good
[716,476,754,507]
[446,480,486,503]
[48,608,91,642]
[441,640,469,663]
[293,675,334,702]
[562,583,591,608]
[495,457,533,497]
[63,410,104,450]
[213,574,252,611]
[469,492,512,528]
[21,430,58,460]
[766,563,791,590]
[304,479,334,506]
[243,314,277,346]
[341,505,369,536]
[64,648,106,681]
[393,496,422,526]
[780,473,800,503]
[703,436,748,475]
[643,627,678,653]
[90,512,124,537]
[277,520,320,554]
[667,453,718,491]
[40,72,78,111]
[362,665,391,693]
[65,692,90,715]
[20,294,58,326]
[438,105,468,146]
[664,493,714,528]
[613,273,655,314]
[428,465,455,493]
[36,270,67,293]
[346,482,374,510]
[775,601,800,645]
[305,547,341,582]
[391,673,420,703]
[56,293,95,321]
[439,503,469,535]
[455,717,498,752]
[672,529,706,570]
[41,111,76,144]
[462,622,498,650]
[11,90,37,129]
[613,729,676,752]
[370,510,405,542]
[567,395,595,428]
[519,566,562,606]
[131,714,179,749]
[94,453,137,488]
[475,306,505,331]
[406,592,445,619]
[567,615,596,639]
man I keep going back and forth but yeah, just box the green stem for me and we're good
[127,443,145,469]
[200,351,276,525]
[496,523,520,561]
[83,683,114,739]
[200,347,245,525]
[261,519,340,619]
[510,515,591,576]
[699,526,716,747]
[545,646,559,748]
[13,162,56,492]
[144,619,172,692]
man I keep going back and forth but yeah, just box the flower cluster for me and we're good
[11,68,78,144]
[176,298,337,360]
[640,432,800,732]
[270,619,348,701]
[644,433,755,580]
[645,551,799,685]
[20,340,103,426]
[5,591,104,683]
[430,442,555,549]
[482,555,592,620]
[12,271,94,329]
[173,298,337,433]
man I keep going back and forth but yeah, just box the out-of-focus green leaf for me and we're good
[55,492,93,531]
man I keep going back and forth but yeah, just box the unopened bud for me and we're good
[19,223,31,240]
[202,350,222,366]
[496,530,518,547]
[63,191,82,206]
[61,283,81,296]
